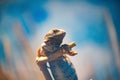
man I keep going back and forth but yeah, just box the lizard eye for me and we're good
[53,29,59,33]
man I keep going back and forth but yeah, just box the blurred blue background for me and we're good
[0,0,120,80]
